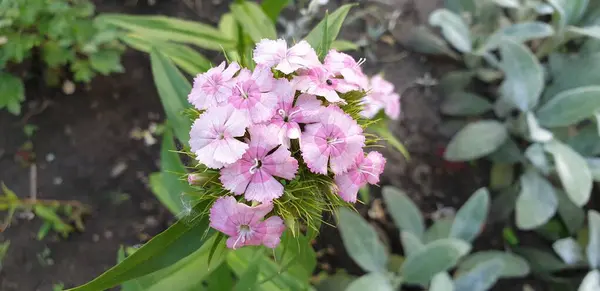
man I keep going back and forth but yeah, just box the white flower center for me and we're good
[249,158,262,174]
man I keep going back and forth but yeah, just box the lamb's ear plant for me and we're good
[327,186,531,291]
[0,0,124,115]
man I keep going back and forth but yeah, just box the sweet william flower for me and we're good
[324,50,368,90]
[253,39,321,74]
[189,105,250,169]
[292,66,357,103]
[188,61,240,110]
[209,196,285,249]
[228,65,280,123]
[301,106,365,175]
[220,124,299,203]
[334,151,386,202]
[361,75,401,120]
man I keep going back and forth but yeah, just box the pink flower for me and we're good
[292,66,358,103]
[301,106,365,175]
[253,39,321,74]
[188,61,240,110]
[361,75,401,120]
[209,196,285,249]
[220,125,299,203]
[324,50,368,89]
[269,85,323,146]
[228,65,280,123]
[334,151,386,202]
[189,105,250,169]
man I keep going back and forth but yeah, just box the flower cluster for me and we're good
[187,39,399,249]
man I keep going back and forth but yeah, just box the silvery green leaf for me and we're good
[579,270,600,291]
[587,210,600,268]
[430,272,455,291]
[439,71,474,93]
[445,0,476,14]
[404,26,461,59]
[552,238,584,265]
[480,22,555,52]
[587,158,600,181]
[444,121,508,161]
[449,188,490,242]
[535,3,555,14]
[498,39,545,112]
[475,68,503,83]
[513,247,570,273]
[488,187,518,224]
[568,26,600,39]
[487,138,523,164]
[516,169,558,230]
[544,140,593,207]
[401,238,471,285]
[492,0,519,8]
[566,125,600,156]
[537,86,600,127]
[526,112,554,142]
[544,52,600,100]
[441,92,493,116]
[547,0,589,28]
[457,251,529,278]
[401,231,424,257]
[429,9,472,53]
[453,258,505,291]
[595,110,600,135]
[345,273,393,291]
[556,189,586,235]
[382,187,425,239]
[525,143,552,175]
[424,218,454,243]
[337,208,388,273]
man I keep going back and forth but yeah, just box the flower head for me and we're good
[270,86,322,146]
[228,65,281,123]
[253,39,321,74]
[334,151,386,202]
[188,61,240,110]
[189,105,250,169]
[220,124,299,203]
[301,106,365,175]
[209,196,285,249]
[324,50,368,89]
[292,66,358,103]
[361,75,401,120]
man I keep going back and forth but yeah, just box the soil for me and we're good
[0,0,537,290]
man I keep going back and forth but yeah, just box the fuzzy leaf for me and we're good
[401,231,424,258]
[424,218,454,243]
[403,26,460,58]
[382,187,425,239]
[544,140,593,207]
[552,237,584,265]
[401,238,471,285]
[579,270,600,291]
[457,251,529,278]
[453,259,505,291]
[429,272,455,291]
[441,92,493,116]
[429,9,472,53]
[337,208,388,273]
[449,188,490,242]
[444,120,508,161]
[516,169,558,230]
[537,86,600,127]
[587,210,600,268]
[480,22,554,52]
[346,273,393,291]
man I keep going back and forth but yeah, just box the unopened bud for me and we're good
[187,174,204,185]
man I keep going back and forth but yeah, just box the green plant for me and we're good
[0,0,124,114]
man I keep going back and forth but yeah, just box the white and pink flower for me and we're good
[334,151,386,202]
[228,65,281,124]
[270,86,322,147]
[361,75,401,120]
[188,61,240,110]
[253,39,321,74]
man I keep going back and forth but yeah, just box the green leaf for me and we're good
[537,86,600,127]
[479,22,555,52]
[89,50,124,75]
[331,40,358,51]
[304,4,356,57]
[568,26,600,39]
[490,163,514,190]
[71,60,95,83]
[337,208,388,273]
[121,34,211,75]
[547,0,589,27]
[525,112,553,143]
[453,259,505,291]
[274,232,317,283]
[315,273,355,291]
[449,188,490,242]
[444,120,508,161]
[150,49,193,145]
[552,237,584,265]
[544,52,600,100]
[544,140,593,207]
[492,0,520,8]
[429,9,472,53]
[402,26,460,59]
[317,13,330,58]
[0,72,25,115]
[382,187,424,239]
[488,187,518,224]
[439,71,474,93]
[513,247,569,273]
[230,1,277,43]
[218,13,242,63]
[429,272,454,291]
[67,200,212,291]
[401,238,471,285]
[498,39,544,112]
[346,273,393,291]
[515,169,558,230]
[556,189,586,235]
[445,0,476,14]
[260,0,289,23]
[369,121,410,160]
[96,14,236,51]
[579,270,600,291]
[401,231,425,257]
[424,218,454,243]
[440,92,493,116]
[206,264,234,291]
[233,250,262,291]
[457,251,529,278]
[587,210,600,268]
[42,41,74,67]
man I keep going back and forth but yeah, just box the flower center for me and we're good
[249,158,263,174]
[327,137,344,145]
[239,224,250,232]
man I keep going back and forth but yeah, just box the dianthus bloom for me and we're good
[185,39,399,249]
[335,151,386,202]
[301,106,365,175]
[209,196,285,249]
[220,125,298,203]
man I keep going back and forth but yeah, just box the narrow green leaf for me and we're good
[370,122,410,160]
[150,49,193,145]
[515,169,558,230]
[545,140,593,207]
[260,0,289,23]
[429,9,472,53]
[346,273,393,291]
[318,13,330,58]
[453,259,505,291]
[206,264,234,291]
[401,238,471,285]
[304,4,356,57]
[537,86,600,127]
[449,188,490,242]
[233,250,262,291]
[457,251,529,278]
[440,92,493,116]
[231,2,277,43]
[444,120,508,161]
[382,187,424,239]
[331,40,359,51]
[587,210,600,268]
[337,208,388,273]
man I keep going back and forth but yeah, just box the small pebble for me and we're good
[45,153,55,163]
[145,216,159,228]
[92,234,100,242]
[104,230,113,239]
[53,177,63,185]
[62,80,75,95]
[110,162,128,178]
